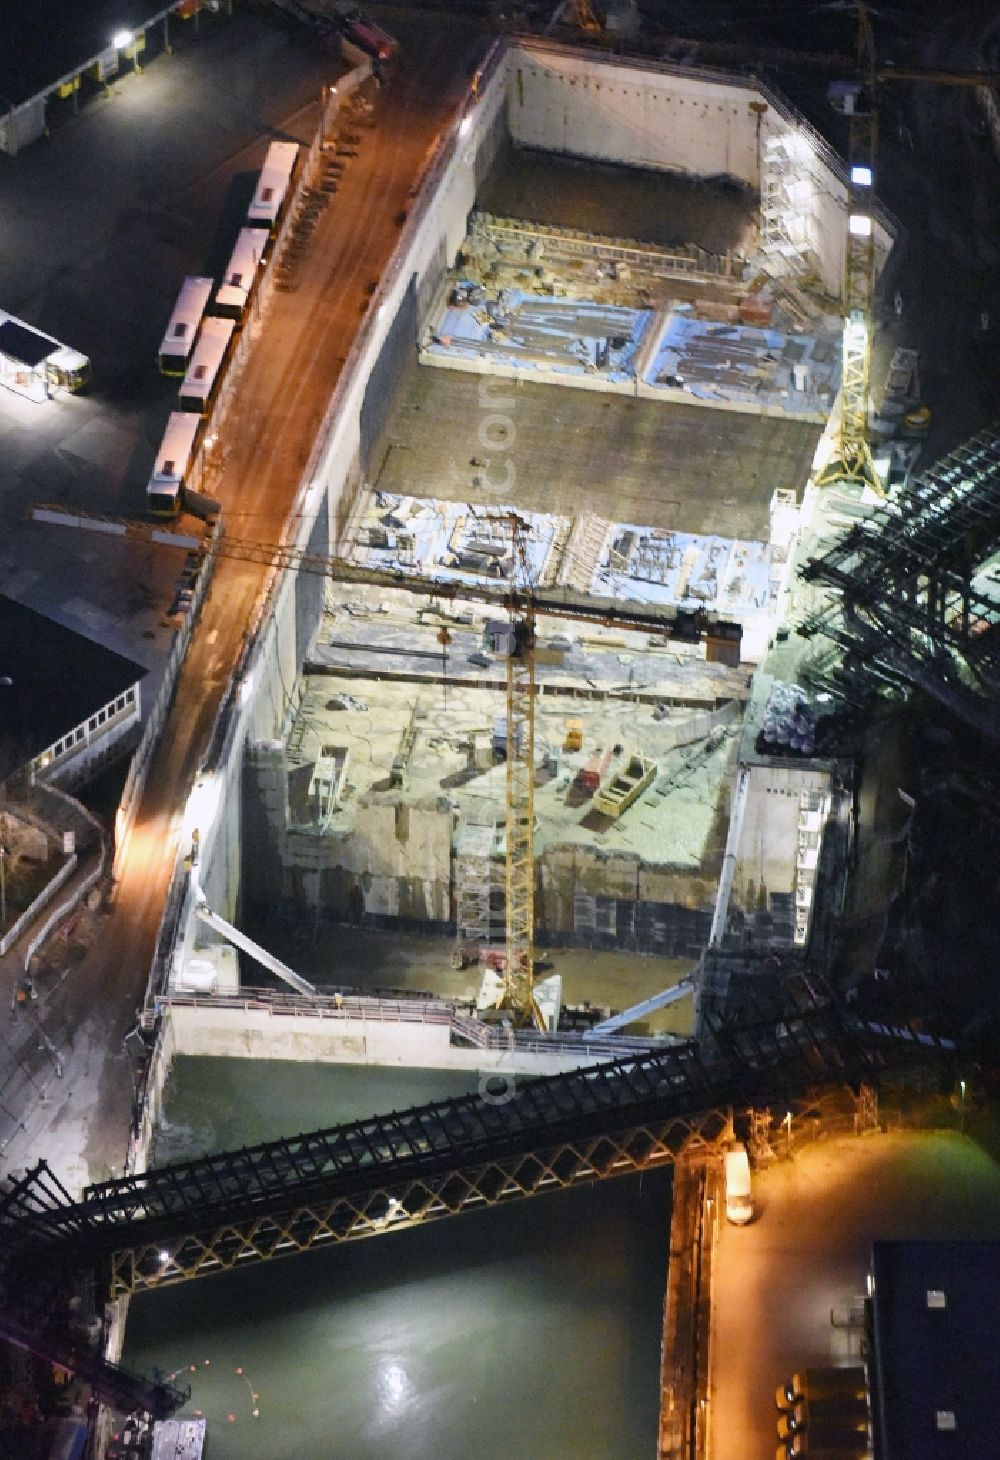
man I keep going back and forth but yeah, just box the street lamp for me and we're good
[112,29,133,49]
[784,1110,793,1152]
[959,1079,967,1137]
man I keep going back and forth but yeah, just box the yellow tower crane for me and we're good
[609,10,1000,491]
[814,3,1000,490]
[500,513,540,1028]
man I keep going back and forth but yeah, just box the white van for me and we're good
[724,1145,753,1225]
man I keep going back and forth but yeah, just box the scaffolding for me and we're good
[453,818,499,967]
[854,1083,879,1134]
[760,131,819,279]
[746,1106,775,1164]
[816,4,881,491]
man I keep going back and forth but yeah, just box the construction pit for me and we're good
[239,172,831,1030]
[422,210,840,419]
[224,57,884,1036]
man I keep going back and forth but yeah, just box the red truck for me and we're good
[575,747,611,794]
[341,15,397,64]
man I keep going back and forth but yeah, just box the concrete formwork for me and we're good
[508,46,760,186]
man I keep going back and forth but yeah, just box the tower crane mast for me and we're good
[642,7,1000,491]
[502,515,541,1028]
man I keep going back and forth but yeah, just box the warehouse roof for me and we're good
[0,0,175,109]
[0,595,147,781]
[869,1240,1000,1460]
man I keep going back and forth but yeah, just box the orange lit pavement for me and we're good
[0,19,488,1192]
[707,1130,1000,1460]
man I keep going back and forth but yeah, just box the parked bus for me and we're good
[247,140,298,233]
[158,275,213,375]
[213,228,265,322]
[341,15,397,63]
[178,315,235,414]
[147,411,202,517]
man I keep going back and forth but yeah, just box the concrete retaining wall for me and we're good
[419,341,826,422]
[166,1002,596,1076]
[508,41,894,300]
[157,46,510,986]
[170,39,890,987]
[508,45,760,183]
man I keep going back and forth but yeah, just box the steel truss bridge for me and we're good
[800,425,1000,739]
[0,1001,951,1300]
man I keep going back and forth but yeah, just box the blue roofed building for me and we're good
[868,1240,999,1460]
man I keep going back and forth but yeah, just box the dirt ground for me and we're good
[479,141,757,255]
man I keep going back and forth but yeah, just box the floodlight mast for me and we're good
[816,1,881,494]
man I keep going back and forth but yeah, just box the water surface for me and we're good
[124,1058,669,1460]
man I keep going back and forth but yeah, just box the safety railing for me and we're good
[152,985,683,1057]
[473,212,740,280]
[155,987,459,1025]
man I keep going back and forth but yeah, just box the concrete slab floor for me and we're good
[372,360,820,541]
[313,591,752,703]
[290,673,736,869]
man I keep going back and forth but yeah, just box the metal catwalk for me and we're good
[800,425,1000,736]
[0,1004,952,1294]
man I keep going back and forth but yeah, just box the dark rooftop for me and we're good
[0,595,147,781]
[0,319,55,369]
[0,0,173,109]
[869,1240,1000,1460]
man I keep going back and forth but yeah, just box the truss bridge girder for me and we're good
[21,999,953,1297]
[111,1109,732,1295]
[800,423,1000,733]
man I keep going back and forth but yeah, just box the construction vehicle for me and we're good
[574,745,611,794]
[784,1421,870,1458]
[563,718,583,753]
[723,1145,753,1225]
[592,751,656,819]
[778,1394,869,1438]
[776,1367,867,1411]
